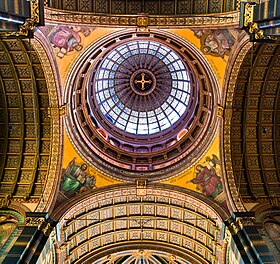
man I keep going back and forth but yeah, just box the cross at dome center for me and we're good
[130,69,156,95]
[94,40,191,135]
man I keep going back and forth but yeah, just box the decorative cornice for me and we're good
[45,8,239,28]
[26,216,45,227]
[5,0,41,37]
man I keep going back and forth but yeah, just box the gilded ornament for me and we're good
[0,195,11,208]
[6,0,40,37]
[137,17,149,27]
[26,216,44,227]
[228,219,243,235]
[217,106,224,117]
[136,180,147,196]
[38,221,53,236]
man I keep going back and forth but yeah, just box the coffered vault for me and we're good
[0,1,279,264]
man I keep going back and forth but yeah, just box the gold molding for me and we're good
[5,0,41,37]
[45,8,239,28]
[32,39,61,213]
[223,41,252,213]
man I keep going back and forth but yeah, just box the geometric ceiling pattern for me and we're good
[66,29,219,181]
[231,43,280,202]
[48,0,235,15]
[92,249,198,264]
[94,40,191,136]
[55,185,227,264]
[0,39,51,203]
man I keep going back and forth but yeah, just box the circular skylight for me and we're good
[94,40,191,135]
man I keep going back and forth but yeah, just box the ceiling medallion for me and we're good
[130,69,156,95]
[65,29,220,181]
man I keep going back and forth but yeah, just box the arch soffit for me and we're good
[33,30,63,213]
[54,184,229,263]
[221,32,251,213]
[53,183,229,222]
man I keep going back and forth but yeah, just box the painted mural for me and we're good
[60,157,96,198]
[43,25,92,58]
[192,29,236,58]
[49,26,228,209]
[188,155,222,198]
[188,154,226,207]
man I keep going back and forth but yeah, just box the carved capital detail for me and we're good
[6,0,40,37]
[38,221,53,236]
[26,216,45,227]
[228,219,243,235]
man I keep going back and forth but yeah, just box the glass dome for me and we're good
[94,40,191,135]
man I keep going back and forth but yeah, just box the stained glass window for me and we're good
[94,40,191,135]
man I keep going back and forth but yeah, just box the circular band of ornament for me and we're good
[65,29,220,181]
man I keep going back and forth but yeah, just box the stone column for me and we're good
[3,212,57,264]
[225,212,275,264]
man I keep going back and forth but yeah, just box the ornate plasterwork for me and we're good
[55,184,228,264]
[64,28,220,181]
[222,40,252,212]
[32,38,62,213]
[45,8,239,28]
[4,0,41,37]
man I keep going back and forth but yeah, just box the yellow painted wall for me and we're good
[52,25,229,199]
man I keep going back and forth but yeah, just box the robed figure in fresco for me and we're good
[60,158,96,197]
[188,155,223,199]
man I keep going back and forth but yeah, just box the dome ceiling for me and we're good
[65,30,219,181]
[93,40,191,136]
